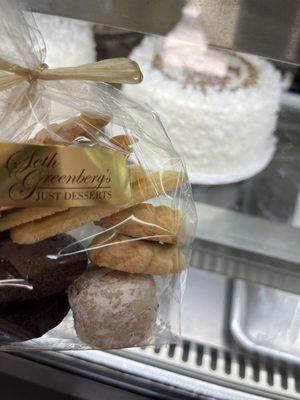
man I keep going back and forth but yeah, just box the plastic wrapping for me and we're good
[0,0,197,350]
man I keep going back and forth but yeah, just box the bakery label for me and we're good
[0,142,131,207]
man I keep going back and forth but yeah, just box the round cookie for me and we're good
[95,203,184,244]
[0,234,88,302]
[0,291,69,344]
[89,232,186,275]
[68,270,158,349]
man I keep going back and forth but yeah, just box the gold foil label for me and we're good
[0,142,131,207]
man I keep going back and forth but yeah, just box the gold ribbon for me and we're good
[0,57,143,92]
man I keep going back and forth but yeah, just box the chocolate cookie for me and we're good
[0,234,87,302]
[0,291,69,344]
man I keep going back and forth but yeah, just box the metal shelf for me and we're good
[26,0,300,65]
[193,202,300,295]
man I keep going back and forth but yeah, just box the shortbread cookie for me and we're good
[7,165,155,239]
[128,164,151,185]
[0,207,13,212]
[36,113,109,145]
[109,135,138,152]
[96,203,183,244]
[89,232,186,274]
[1,165,148,231]
[81,112,110,128]
[68,269,157,349]
[0,207,66,232]
[11,170,185,244]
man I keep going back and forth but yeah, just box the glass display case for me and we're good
[1,1,300,399]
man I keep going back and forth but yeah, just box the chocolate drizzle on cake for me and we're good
[153,52,258,92]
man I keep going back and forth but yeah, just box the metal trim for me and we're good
[230,281,300,366]
[26,0,300,65]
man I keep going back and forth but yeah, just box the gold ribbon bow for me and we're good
[0,57,143,92]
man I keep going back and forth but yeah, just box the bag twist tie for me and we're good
[26,63,48,83]
[0,58,143,92]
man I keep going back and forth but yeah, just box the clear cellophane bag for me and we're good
[0,0,197,350]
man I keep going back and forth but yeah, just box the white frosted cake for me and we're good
[123,34,281,184]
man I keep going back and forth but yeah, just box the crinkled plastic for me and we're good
[0,0,197,350]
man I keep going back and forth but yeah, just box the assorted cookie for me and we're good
[89,231,185,274]
[95,203,184,244]
[0,233,88,302]
[10,170,183,244]
[0,292,69,345]
[68,270,158,349]
[0,131,187,348]
[0,233,87,345]
[35,113,110,145]
[0,207,66,232]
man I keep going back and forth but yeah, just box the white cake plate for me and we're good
[188,145,275,186]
